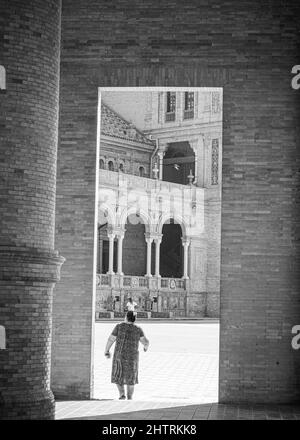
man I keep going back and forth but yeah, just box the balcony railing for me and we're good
[98,169,205,236]
[165,112,175,122]
[97,273,186,291]
[123,276,147,288]
[99,168,202,193]
[100,274,110,286]
[183,109,194,120]
[161,277,185,289]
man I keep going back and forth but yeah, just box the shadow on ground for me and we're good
[57,402,300,420]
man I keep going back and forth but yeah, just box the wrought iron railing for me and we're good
[183,109,194,119]
[165,112,175,122]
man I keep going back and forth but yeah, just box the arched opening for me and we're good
[97,210,117,274]
[99,158,105,169]
[163,141,195,185]
[91,87,223,408]
[108,160,114,171]
[123,213,146,276]
[119,163,124,172]
[139,166,145,177]
[97,223,117,274]
[160,219,183,278]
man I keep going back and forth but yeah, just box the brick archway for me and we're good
[51,2,300,405]
[2,0,300,421]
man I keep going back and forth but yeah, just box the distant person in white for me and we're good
[126,297,137,315]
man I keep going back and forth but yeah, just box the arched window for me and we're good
[139,166,145,177]
[108,161,114,171]
[100,158,105,169]
[119,163,124,172]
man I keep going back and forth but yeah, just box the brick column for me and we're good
[0,0,63,419]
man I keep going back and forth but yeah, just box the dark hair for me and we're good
[126,311,136,323]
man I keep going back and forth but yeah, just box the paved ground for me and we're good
[56,320,220,419]
[56,400,300,420]
[55,320,300,420]
[93,320,219,403]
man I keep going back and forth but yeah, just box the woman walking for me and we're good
[104,311,149,400]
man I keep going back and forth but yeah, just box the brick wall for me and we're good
[53,0,300,402]
[0,0,62,419]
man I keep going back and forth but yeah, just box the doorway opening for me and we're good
[94,86,222,407]
[160,220,183,278]
[97,223,118,274]
[123,214,147,276]
[163,141,195,185]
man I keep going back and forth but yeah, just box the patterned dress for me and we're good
[111,322,144,385]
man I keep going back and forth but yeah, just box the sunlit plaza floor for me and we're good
[93,320,219,403]
[55,320,300,420]
[57,320,220,419]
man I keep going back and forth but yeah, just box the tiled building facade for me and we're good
[97,90,222,318]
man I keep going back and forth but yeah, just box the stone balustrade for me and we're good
[97,273,186,291]
[99,169,205,237]
[100,168,198,192]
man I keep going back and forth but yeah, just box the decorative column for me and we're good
[182,238,190,279]
[158,151,164,180]
[107,232,115,275]
[145,235,153,277]
[117,233,124,275]
[154,236,162,277]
